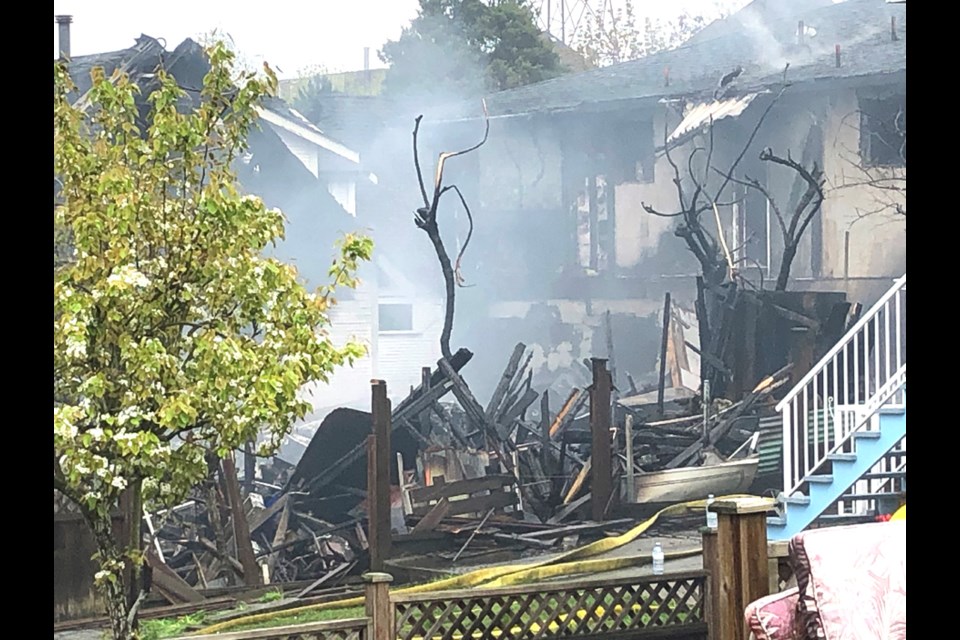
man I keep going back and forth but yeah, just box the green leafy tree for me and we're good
[380,0,566,99]
[573,0,741,67]
[54,43,372,640]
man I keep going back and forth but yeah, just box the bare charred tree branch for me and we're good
[412,116,430,209]
[724,147,825,291]
[711,86,786,206]
[713,167,788,239]
[411,101,490,360]
[440,184,475,287]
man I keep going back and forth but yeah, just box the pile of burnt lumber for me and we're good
[139,339,796,600]
[617,364,794,474]
[145,464,365,599]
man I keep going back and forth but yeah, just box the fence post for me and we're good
[700,527,719,640]
[369,380,392,572]
[707,497,776,640]
[590,358,613,521]
[364,572,394,640]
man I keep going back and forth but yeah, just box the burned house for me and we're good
[421,0,905,399]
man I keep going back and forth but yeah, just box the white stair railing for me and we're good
[776,275,906,497]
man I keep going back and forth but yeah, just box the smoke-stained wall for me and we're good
[615,108,686,269]
[450,110,697,400]
[820,86,906,299]
[477,118,563,212]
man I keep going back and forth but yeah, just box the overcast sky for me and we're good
[53,0,746,79]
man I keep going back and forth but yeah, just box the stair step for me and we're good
[827,453,857,462]
[785,495,810,506]
[767,515,787,527]
[815,513,878,525]
[861,471,906,480]
[838,492,903,501]
[806,475,833,484]
[878,406,905,415]
[853,431,882,440]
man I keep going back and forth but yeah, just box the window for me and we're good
[378,303,413,332]
[605,120,655,184]
[859,95,906,168]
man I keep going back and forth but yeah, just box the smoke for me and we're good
[737,5,789,71]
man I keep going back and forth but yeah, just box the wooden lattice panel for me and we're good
[54,489,81,516]
[265,631,363,640]
[393,572,708,640]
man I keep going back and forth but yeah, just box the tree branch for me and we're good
[711,85,786,205]
[412,116,430,209]
[411,101,490,360]
[440,184,476,287]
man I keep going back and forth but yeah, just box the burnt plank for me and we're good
[409,497,451,534]
[549,389,586,438]
[657,292,672,413]
[411,491,517,517]
[500,387,539,426]
[437,357,492,439]
[410,475,516,504]
[248,493,289,534]
[145,549,205,604]
[393,347,472,416]
[221,455,261,586]
[485,343,526,422]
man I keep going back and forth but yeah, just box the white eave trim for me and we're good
[255,106,361,165]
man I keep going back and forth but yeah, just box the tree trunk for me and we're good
[90,514,135,640]
[123,480,143,617]
[423,220,455,361]
[776,243,798,291]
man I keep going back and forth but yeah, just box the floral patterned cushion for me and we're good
[789,522,906,640]
[745,587,799,640]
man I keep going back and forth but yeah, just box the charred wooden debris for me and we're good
[129,283,867,610]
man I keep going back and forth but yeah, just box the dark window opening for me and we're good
[603,120,655,185]
[860,95,906,168]
[378,303,413,332]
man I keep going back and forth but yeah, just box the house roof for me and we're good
[66,36,363,175]
[449,0,905,120]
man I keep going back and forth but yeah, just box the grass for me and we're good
[139,611,208,640]
[229,606,366,632]
[257,588,284,604]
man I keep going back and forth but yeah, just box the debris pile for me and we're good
[130,280,865,611]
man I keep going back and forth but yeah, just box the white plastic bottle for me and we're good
[652,541,665,575]
[706,494,718,530]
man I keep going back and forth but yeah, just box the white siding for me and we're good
[273,128,319,179]
[299,289,375,413]
[328,181,357,217]
[376,298,444,403]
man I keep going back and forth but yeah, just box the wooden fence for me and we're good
[174,570,709,640]
[392,572,709,640]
